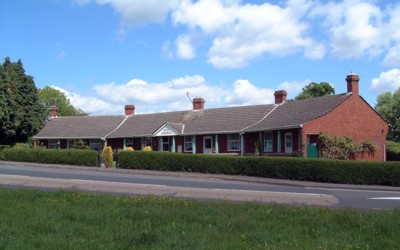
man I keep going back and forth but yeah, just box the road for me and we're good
[0,161,400,210]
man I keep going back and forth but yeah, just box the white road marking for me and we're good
[306,187,400,194]
[368,197,400,200]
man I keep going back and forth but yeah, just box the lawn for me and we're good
[0,187,399,249]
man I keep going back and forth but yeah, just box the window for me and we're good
[90,139,102,151]
[67,139,75,149]
[125,138,133,148]
[184,136,193,152]
[144,137,152,147]
[48,139,60,149]
[264,132,273,152]
[227,134,240,151]
[162,137,169,152]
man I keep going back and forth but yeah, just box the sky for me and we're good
[1,0,400,115]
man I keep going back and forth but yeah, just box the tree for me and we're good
[0,62,15,144]
[0,57,46,144]
[295,82,335,100]
[38,86,88,116]
[375,89,400,142]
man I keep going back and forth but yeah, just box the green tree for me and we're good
[295,82,335,100]
[0,57,46,144]
[375,89,400,142]
[0,62,16,144]
[38,86,88,116]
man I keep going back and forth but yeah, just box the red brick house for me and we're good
[34,73,388,161]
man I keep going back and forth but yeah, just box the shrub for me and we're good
[118,151,400,186]
[102,146,113,167]
[144,146,152,151]
[387,141,400,161]
[0,145,11,160]
[125,147,134,151]
[2,148,98,166]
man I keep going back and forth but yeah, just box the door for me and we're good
[285,132,293,154]
[203,136,213,154]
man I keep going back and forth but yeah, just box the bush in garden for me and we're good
[125,147,134,151]
[387,141,400,161]
[102,146,114,167]
[144,146,152,151]
[2,148,97,166]
[118,151,400,186]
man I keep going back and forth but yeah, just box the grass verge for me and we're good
[1,187,399,249]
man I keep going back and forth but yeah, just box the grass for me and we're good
[0,187,399,249]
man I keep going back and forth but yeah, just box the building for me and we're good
[34,73,388,161]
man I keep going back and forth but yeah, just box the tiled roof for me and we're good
[183,105,275,134]
[34,116,126,139]
[245,93,351,132]
[108,111,185,138]
[34,93,352,139]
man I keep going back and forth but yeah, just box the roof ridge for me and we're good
[104,115,130,139]
[240,104,280,132]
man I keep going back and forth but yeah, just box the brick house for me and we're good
[34,73,388,161]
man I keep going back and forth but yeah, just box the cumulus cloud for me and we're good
[173,0,322,68]
[278,80,312,98]
[370,69,400,94]
[75,0,181,26]
[51,75,297,115]
[175,35,196,60]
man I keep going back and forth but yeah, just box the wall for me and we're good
[302,94,388,161]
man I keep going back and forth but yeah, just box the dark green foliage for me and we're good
[387,141,400,161]
[319,132,376,160]
[375,89,400,141]
[38,86,88,116]
[295,82,335,100]
[2,148,98,166]
[118,151,400,186]
[0,57,46,145]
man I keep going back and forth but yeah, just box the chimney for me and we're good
[50,105,58,118]
[193,97,206,110]
[125,105,135,116]
[346,72,360,96]
[274,90,287,104]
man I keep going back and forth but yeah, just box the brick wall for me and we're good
[302,94,388,161]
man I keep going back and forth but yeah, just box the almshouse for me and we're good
[34,73,388,161]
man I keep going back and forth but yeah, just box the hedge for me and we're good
[118,151,400,186]
[387,141,400,161]
[2,148,98,167]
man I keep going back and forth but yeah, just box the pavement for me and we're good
[2,160,400,192]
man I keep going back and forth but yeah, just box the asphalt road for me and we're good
[0,161,400,210]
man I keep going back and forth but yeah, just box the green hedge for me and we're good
[2,148,98,167]
[118,151,400,186]
[387,141,400,161]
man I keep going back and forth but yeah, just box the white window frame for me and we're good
[125,138,133,148]
[90,139,103,151]
[144,137,152,147]
[264,132,273,152]
[227,134,241,151]
[162,137,169,152]
[67,139,75,149]
[184,136,193,152]
[285,132,293,154]
[48,139,60,149]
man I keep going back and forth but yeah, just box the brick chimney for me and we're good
[50,105,58,118]
[193,97,205,110]
[346,72,360,96]
[274,90,287,104]
[125,105,135,116]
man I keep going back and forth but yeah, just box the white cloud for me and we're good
[175,35,196,60]
[174,0,322,68]
[278,80,311,98]
[77,0,181,27]
[370,69,400,94]
[224,79,275,105]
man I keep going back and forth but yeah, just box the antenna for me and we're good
[186,92,193,104]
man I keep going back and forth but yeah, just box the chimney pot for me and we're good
[125,105,135,116]
[274,90,287,104]
[50,105,58,118]
[346,72,360,96]
[193,97,206,110]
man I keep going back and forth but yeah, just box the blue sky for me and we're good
[1,0,400,115]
